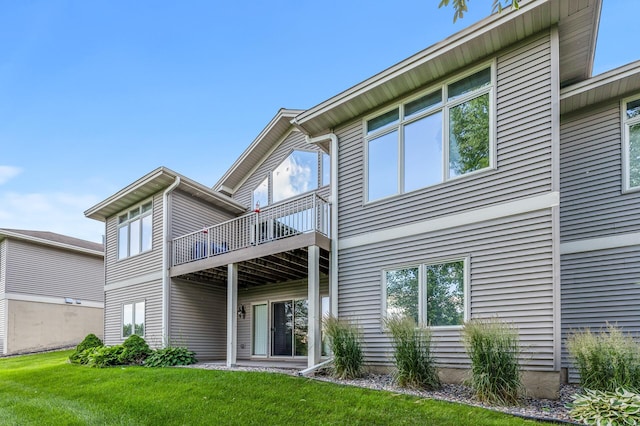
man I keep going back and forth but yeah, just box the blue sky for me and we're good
[0,0,636,243]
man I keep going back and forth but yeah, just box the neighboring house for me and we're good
[0,229,104,355]
[85,0,640,398]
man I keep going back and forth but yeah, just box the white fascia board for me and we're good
[339,192,559,250]
[0,230,103,257]
[560,60,640,101]
[2,292,104,309]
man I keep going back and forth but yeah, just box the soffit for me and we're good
[560,61,640,115]
[294,0,601,136]
[85,167,246,222]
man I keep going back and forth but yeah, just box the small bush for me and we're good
[567,388,640,426]
[385,316,440,390]
[69,333,103,364]
[567,324,640,392]
[86,345,125,368]
[323,315,364,379]
[462,318,521,405]
[119,335,151,365]
[145,346,197,367]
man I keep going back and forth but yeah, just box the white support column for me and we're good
[308,245,321,368]
[227,263,238,367]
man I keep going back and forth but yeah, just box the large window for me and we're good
[123,301,145,337]
[117,200,153,260]
[624,97,640,191]
[366,65,493,202]
[384,259,467,327]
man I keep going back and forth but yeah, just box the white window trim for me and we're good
[381,256,470,330]
[122,300,145,339]
[364,60,496,204]
[622,94,640,193]
[116,198,154,260]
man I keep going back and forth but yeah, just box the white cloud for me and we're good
[0,166,22,185]
[0,191,104,243]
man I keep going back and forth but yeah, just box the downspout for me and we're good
[162,176,181,347]
[305,133,339,318]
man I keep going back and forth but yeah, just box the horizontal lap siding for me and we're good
[106,192,163,284]
[560,101,640,240]
[0,299,4,354]
[338,210,555,370]
[336,33,553,239]
[561,246,640,383]
[170,190,236,239]
[0,240,5,293]
[170,279,226,360]
[237,278,329,360]
[104,279,162,347]
[4,239,103,302]
[233,131,330,208]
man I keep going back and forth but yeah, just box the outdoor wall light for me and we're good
[237,305,246,319]
[64,297,73,304]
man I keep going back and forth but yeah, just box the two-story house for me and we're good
[85,0,639,398]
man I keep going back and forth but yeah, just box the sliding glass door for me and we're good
[271,300,308,357]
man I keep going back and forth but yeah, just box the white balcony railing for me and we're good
[172,192,330,267]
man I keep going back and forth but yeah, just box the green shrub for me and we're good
[462,318,521,405]
[86,345,125,368]
[567,388,640,426]
[69,333,103,364]
[145,346,197,367]
[118,335,151,365]
[567,324,640,392]
[384,316,440,390]
[323,315,364,379]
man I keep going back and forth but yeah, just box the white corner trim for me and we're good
[105,271,163,291]
[560,232,640,255]
[1,292,104,309]
[339,192,559,250]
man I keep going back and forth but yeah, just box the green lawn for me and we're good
[0,350,555,425]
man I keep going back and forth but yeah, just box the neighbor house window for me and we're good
[624,96,640,190]
[117,200,153,260]
[123,301,145,337]
[366,65,494,202]
[384,259,467,327]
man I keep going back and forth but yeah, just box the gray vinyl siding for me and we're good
[0,299,5,354]
[233,130,331,208]
[169,279,226,360]
[338,209,555,370]
[561,245,640,383]
[105,192,164,285]
[170,190,236,239]
[336,32,553,239]
[3,239,103,302]
[560,100,640,241]
[237,278,329,360]
[0,239,5,293]
[104,279,162,347]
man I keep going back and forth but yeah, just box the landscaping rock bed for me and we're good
[186,362,580,424]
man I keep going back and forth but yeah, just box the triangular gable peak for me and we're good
[213,108,305,198]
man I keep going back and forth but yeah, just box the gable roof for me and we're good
[292,0,601,136]
[85,166,247,222]
[213,108,304,196]
[0,228,103,256]
[560,60,640,115]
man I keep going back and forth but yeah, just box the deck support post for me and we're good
[227,263,238,367]
[308,245,321,368]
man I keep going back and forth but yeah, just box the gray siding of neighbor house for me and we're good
[105,192,164,285]
[0,241,4,353]
[559,99,640,383]
[3,239,103,302]
[236,277,329,360]
[170,190,236,239]
[104,279,163,347]
[0,299,4,354]
[170,279,227,360]
[0,239,5,294]
[560,100,640,241]
[338,209,555,370]
[233,130,331,208]
[336,32,553,239]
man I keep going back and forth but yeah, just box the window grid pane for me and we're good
[123,304,133,337]
[448,68,491,100]
[368,131,399,201]
[118,226,128,260]
[367,108,399,134]
[425,262,464,326]
[405,91,442,118]
[129,219,141,256]
[386,268,419,324]
[404,112,443,192]
[134,302,145,336]
[629,123,640,188]
[448,93,490,178]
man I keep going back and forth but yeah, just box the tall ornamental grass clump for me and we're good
[567,324,640,392]
[323,315,364,379]
[384,316,440,390]
[462,318,521,405]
